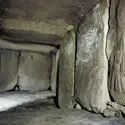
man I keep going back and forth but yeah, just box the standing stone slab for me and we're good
[51,50,59,93]
[107,0,119,92]
[102,0,123,117]
[106,0,119,59]
[75,0,110,113]
[0,49,19,92]
[18,51,52,91]
[108,0,125,107]
[58,29,76,108]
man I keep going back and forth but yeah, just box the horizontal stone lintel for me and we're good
[1,19,70,37]
[0,38,57,53]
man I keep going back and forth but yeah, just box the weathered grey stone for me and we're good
[107,0,119,101]
[0,38,57,54]
[0,19,67,45]
[75,103,82,110]
[51,50,59,93]
[103,102,125,118]
[105,0,125,118]
[108,0,125,107]
[106,0,119,59]
[0,49,19,92]
[0,0,99,44]
[75,0,110,113]
[58,30,76,108]
[18,51,52,91]
[103,108,116,117]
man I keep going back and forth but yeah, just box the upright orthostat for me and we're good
[108,0,125,107]
[75,0,110,113]
[58,27,76,108]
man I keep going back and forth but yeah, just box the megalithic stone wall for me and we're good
[0,49,19,92]
[75,0,110,113]
[106,0,119,93]
[106,0,119,60]
[18,51,52,91]
[108,0,125,107]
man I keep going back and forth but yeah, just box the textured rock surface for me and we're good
[107,0,119,104]
[103,102,125,118]
[58,30,76,108]
[0,49,19,92]
[0,108,125,125]
[108,0,125,107]
[18,51,52,91]
[106,0,118,59]
[51,50,59,92]
[0,38,57,54]
[0,0,99,44]
[75,0,110,113]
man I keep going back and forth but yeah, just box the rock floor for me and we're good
[0,91,124,125]
[0,106,125,125]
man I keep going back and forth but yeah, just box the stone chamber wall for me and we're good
[1,0,125,118]
[0,41,59,92]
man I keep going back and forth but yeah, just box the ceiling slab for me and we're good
[0,0,99,44]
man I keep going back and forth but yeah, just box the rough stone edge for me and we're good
[0,38,57,53]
